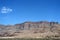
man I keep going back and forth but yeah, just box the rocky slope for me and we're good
[0,21,60,38]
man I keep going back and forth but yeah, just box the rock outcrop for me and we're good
[0,21,60,38]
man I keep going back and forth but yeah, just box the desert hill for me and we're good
[0,21,60,38]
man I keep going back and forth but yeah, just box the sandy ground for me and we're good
[0,30,60,39]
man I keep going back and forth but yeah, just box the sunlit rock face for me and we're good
[15,21,60,33]
[0,21,60,37]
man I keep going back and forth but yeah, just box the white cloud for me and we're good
[1,7,12,13]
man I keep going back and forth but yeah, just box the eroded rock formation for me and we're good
[0,21,60,37]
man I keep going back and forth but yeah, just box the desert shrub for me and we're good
[0,38,60,40]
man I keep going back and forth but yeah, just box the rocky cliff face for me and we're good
[0,21,60,37]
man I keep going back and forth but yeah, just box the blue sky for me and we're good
[0,0,60,25]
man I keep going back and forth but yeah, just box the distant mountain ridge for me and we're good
[0,21,60,38]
